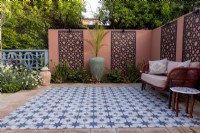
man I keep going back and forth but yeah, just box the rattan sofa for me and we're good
[141,62,200,108]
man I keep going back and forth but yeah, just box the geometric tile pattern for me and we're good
[58,31,84,70]
[160,20,177,61]
[111,31,136,75]
[183,13,200,62]
[0,86,200,129]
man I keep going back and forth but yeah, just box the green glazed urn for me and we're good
[89,57,105,81]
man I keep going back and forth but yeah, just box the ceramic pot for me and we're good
[40,67,51,86]
[89,57,105,81]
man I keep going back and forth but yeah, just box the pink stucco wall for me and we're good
[48,29,59,72]
[151,27,161,60]
[48,29,152,72]
[136,30,152,64]
[176,15,184,61]
[151,12,193,61]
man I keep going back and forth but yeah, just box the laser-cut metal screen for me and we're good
[111,31,136,74]
[160,20,177,61]
[58,30,84,70]
[182,13,200,62]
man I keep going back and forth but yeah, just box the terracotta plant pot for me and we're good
[39,67,51,86]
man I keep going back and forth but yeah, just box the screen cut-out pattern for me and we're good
[160,20,177,61]
[58,30,84,70]
[182,13,200,62]
[111,31,136,75]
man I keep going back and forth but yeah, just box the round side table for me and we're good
[170,87,200,118]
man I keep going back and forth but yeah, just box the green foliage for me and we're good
[0,65,21,93]
[52,63,90,83]
[102,70,122,83]
[67,67,90,83]
[1,80,21,93]
[17,67,40,90]
[2,1,47,49]
[85,25,109,57]
[97,1,200,29]
[50,0,86,29]
[122,62,141,83]
[0,63,41,93]
[102,61,146,83]
[41,57,48,67]
[1,0,86,49]
[52,61,145,83]
[1,0,198,50]
[52,63,71,83]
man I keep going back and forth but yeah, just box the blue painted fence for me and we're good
[2,50,48,70]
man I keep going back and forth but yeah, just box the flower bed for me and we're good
[0,63,41,93]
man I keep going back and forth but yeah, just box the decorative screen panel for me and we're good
[2,50,48,70]
[58,30,84,70]
[182,13,200,62]
[111,31,136,75]
[160,20,177,61]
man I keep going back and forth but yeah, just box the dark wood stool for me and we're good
[170,87,200,118]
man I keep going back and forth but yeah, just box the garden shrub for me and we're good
[1,80,21,93]
[122,62,141,83]
[102,70,123,83]
[102,61,146,83]
[17,67,41,90]
[52,63,71,83]
[52,62,145,83]
[52,63,90,83]
[67,67,90,83]
[0,63,41,93]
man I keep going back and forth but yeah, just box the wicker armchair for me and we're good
[141,63,200,108]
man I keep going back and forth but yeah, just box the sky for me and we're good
[82,0,101,18]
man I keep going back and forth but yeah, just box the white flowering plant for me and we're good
[0,63,21,93]
[17,66,41,90]
[0,63,41,93]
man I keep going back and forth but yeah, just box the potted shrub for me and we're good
[85,25,109,81]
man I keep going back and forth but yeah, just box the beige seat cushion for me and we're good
[190,62,200,68]
[177,60,191,67]
[141,73,167,88]
[167,61,200,73]
[167,61,180,73]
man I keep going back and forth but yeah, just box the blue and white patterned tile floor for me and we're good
[0,86,200,129]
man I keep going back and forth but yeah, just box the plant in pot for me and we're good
[85,24,109,82]
[40,57,51,86]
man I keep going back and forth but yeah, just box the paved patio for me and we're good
[0,84,200,133]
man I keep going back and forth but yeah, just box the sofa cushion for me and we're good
[190,62,200,68]
[141,73,167,88]
[167,61,180,73]
[167,61,199,73]
[149,58,167,74]
[177,60,191,67]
